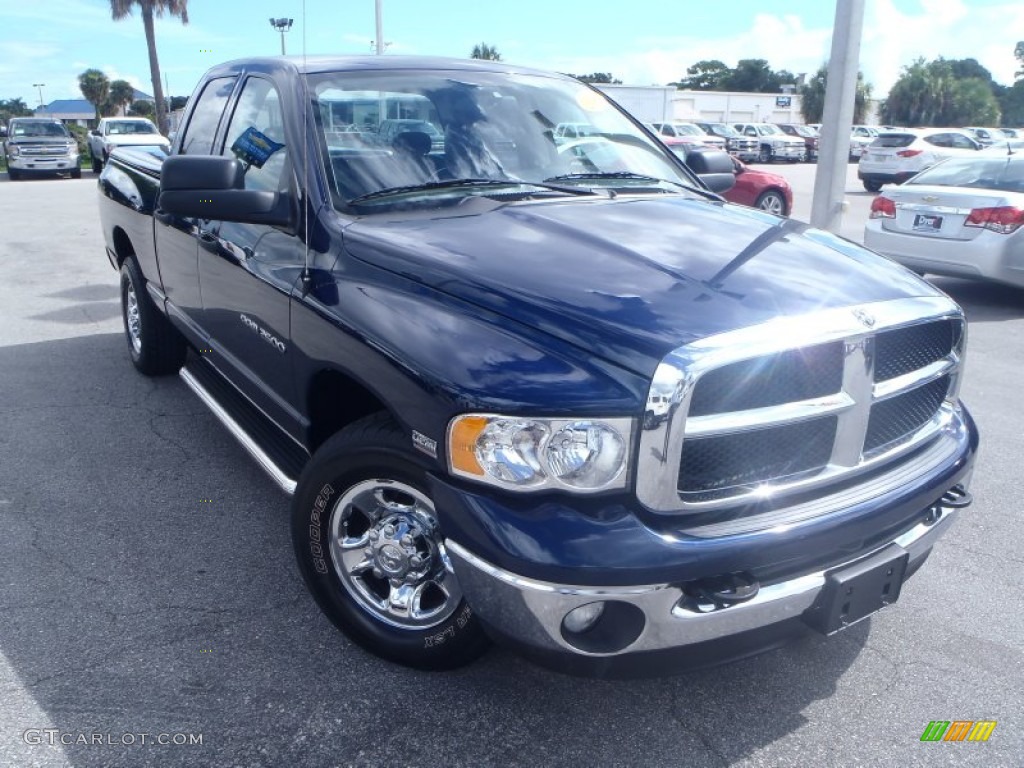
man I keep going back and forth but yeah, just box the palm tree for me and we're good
[78,69,111,124]
[109,0,189,135]
[109,79,136,116]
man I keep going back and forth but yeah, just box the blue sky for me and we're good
[2,0,1022,108]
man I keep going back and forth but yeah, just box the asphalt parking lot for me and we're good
[1,170,1021,768]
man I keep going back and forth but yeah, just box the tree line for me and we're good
[469,41,1024,127]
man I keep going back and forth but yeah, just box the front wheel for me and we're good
[91,156,102,173]
[119,256,186,375]
[70,168,81,179]
[758,145,772,164]
[756,189,787,216]
[7,167,19,181]
[291,414,490,670]
[863,180,883,193]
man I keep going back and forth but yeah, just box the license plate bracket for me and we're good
[913,213,943,232]
[803,545,908,635]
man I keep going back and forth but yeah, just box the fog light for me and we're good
[563,602,605,633]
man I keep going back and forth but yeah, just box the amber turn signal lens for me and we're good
[449,416,488,476]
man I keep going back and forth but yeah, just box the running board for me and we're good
[179,362,305,495]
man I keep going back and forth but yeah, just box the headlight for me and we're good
[448,414,632,492]
[67,143,78,155]
[8,146,19,156]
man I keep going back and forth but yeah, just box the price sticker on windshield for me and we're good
[230,127,284,169]
[576,89,610,113]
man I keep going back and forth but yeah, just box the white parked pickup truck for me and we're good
[88,118,169,172]
[733,123,806,163]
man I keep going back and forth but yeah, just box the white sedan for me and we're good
[864,153,1024,287]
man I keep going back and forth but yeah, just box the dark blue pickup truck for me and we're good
[97,55,978,677]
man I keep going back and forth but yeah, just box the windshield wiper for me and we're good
[544,172,720,199]
[349,177,596,205]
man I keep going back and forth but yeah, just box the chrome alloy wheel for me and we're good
[124,276,142,354]
[758,192,785,216]
[329,479,462,629]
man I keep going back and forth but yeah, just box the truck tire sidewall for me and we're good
[119,256,186,375]
[759,144,772,163]
[92,156,101,173]
[291,421,489,670]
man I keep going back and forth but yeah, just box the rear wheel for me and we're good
[756,190,787,216]
[291,414,490,670]
[863,180,883,193]
[119,256,186,375]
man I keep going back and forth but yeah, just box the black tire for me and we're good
[70,168,81,179]
[863,180,883,193]
[758,144,772,163]
[7,167,19,181]
[119,256,186,375]
[91,156,101,173]
[756,189,787,217]
[292,413,490,670]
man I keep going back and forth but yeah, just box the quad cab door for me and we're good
[197,75,307,443]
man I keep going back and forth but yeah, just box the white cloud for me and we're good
[520,3,1024,97]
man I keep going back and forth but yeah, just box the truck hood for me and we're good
[343,195,940,376]
[103,134,168,147]
[7,137,71,146]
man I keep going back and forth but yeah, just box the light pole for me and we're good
[269,17,293,55]
[32,83,45,110]
[375,0,384,55]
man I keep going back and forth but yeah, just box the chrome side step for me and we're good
[180,366,298,495]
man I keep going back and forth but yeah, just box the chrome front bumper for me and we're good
[446,506,958,658]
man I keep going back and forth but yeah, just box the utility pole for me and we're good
[375,0,384,55]
[32,83,45,110]
[810,0,866,233]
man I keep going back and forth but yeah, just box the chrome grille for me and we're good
[688,342,844,416]
[679,417,836,502]
[865,375,951,452]
[21,145,68,156]
[874,319,956,381]
[635,297,967,513]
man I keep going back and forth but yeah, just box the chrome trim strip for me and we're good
[636,296,964,513]
[684,393,855,437]
[873,355,956,401]
[179,367,297,495]
[895,202,972,215]
[447,506,958,656]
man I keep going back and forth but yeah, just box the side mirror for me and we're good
[685,149,736,194]
[158,155,291,226]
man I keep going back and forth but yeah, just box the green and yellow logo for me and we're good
[921,720,996,742]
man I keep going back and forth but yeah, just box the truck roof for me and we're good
[203,55,573,80]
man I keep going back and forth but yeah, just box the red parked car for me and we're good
[673,147,793,216]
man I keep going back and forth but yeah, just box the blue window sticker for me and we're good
[230,126,284,168]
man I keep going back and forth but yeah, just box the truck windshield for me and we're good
[106,120,157,134]
[306,70,696,209]
[11,122,69,138]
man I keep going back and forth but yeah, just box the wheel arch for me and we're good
[305,367,396,453]
[111,226,134,269]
